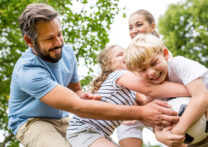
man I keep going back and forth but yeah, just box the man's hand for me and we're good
[155,126,185,147]
[140,100,179,127]
[80,92,102,100]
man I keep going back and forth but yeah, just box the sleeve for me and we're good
[112,70,129,88]
[168,56,208,85]
[18,66,58,100]
[65,45,79,83]
[71,50,79,83]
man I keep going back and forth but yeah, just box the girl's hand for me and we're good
[122,120,137,125]
[80,92,102,100]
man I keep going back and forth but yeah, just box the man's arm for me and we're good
[40,84,178,126]
[67,82,83,97]
[117,71,190,98]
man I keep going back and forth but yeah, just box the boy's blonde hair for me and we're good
[126,34,165,71]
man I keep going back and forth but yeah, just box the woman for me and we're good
[128,9,159,39]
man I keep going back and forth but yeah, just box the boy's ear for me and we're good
[24,35,34,48]
[163,48,170,60]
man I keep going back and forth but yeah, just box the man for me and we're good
[9,3,178,147]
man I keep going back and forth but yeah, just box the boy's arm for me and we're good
[171,78,208,135]
[117,71,190,98]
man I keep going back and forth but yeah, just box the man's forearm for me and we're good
[41,85,178,126]
[73,99,142,120]
[41,85,141,120]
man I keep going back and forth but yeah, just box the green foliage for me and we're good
[158,0,208,66]
[0,0,122,146]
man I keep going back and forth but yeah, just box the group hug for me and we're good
[8,3,208,147]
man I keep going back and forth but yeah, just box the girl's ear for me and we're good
[151,22,156,32]
[163,48,170,60]
[24,35,34,48]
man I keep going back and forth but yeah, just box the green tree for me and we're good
[158,0,208,66]
[0,0,123,146]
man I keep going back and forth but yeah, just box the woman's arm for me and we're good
[171,78,208,135]
[117,71,190,98]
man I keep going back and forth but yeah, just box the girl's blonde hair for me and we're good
[126,34,165,71]
[91,45,119,93]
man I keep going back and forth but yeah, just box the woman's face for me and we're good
[129,14,155,39]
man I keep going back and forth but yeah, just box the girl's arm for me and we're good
[171,78,208,135]
[117,71,190,98]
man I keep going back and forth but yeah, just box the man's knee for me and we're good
[16,118,71,147]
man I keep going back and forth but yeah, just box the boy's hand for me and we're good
[155,126,185,147]
[80,92,102,100]
[171,122,186,136]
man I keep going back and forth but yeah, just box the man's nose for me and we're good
[54,36,62,46]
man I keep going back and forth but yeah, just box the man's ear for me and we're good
[24,35,34,48]
[163,48,170,60]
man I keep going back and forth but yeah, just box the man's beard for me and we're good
[34,42,63,63]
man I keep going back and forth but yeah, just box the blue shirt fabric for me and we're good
[9,45,79,135]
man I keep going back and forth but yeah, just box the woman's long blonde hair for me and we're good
[91,45,119,93]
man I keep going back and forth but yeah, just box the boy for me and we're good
[126,34,208,147]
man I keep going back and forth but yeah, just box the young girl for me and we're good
[66,45,188,147]
[126,34,208,147]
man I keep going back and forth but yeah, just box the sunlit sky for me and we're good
[109,0,180,146]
